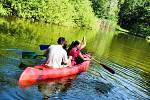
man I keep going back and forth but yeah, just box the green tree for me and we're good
[90,0,122,21]
[118,0,150,37]
[0,3,7,16]
[0,0,96,29]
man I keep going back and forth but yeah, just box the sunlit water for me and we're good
[0,20,150,100]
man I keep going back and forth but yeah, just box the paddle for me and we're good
[39,44,50,50]
[92,58,115,74]
[22,51,115,74]
[39,44,115,74]
[22,52,44,59]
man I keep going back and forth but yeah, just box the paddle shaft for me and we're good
[40,44,115,74]
[22,51,45,59]
[39,45,50,50]
[34,54,45,58]
[92,58,115,74]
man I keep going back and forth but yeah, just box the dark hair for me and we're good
[57,37,65,45]
[74,41,80,46]
[67,40,80,53]
[63,41,68,50]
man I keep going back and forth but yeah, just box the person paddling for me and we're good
[43,37,71,68]
[67,37,91,65]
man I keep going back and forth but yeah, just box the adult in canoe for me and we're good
[19,54,91,87]
[68,37,91,65]
[43,37,71,68]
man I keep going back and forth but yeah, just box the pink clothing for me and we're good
[68,47,81,65]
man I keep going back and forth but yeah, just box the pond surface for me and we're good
[0,20,150,100]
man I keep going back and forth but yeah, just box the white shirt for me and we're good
[45,45,68,68]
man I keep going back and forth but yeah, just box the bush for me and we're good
[118,0,150,37]
[0,3,7,16]
[0,0,96,29]
[90,0,121,21]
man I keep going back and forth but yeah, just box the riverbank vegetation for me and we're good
[118,0,149,37]
[0,0,149,37]
[0,0,96,29]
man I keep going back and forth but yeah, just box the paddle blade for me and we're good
[93,58,115,74]
[100,63,115,74]
[39,45,50,50]
[22,52,37,59]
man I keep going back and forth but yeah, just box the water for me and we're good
[0,19,150,100]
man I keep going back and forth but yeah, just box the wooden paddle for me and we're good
[39,44,50,50]
[92,58,115,74]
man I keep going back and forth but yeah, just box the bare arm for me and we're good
[79,52,85,60]
[79,52,91,61]
[80,37,86,50]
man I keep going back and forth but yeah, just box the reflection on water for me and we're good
[37,75,77,99]
[87,28,116,57]
[104,34,150,72]
[0,18,150,99]
[0,17,97,52]
[0,52,150,99]
[89,61,150,99]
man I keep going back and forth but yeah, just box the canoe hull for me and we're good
[19,55,91,87]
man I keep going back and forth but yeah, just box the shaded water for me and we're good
[0,19,150,100]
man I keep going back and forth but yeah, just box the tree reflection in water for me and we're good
[37,75,77,99]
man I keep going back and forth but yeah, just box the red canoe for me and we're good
[19,54,91,87]
[19,75,77,88]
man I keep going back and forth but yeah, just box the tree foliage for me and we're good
[0,3,7,16]
[90,0,122,21]
[0,0,96,28]
[118,0,150,36]
[0,0,149,36]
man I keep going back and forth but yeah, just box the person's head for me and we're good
[67,40,80,53]
[73,40,80,48]
[57,37,66,46]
